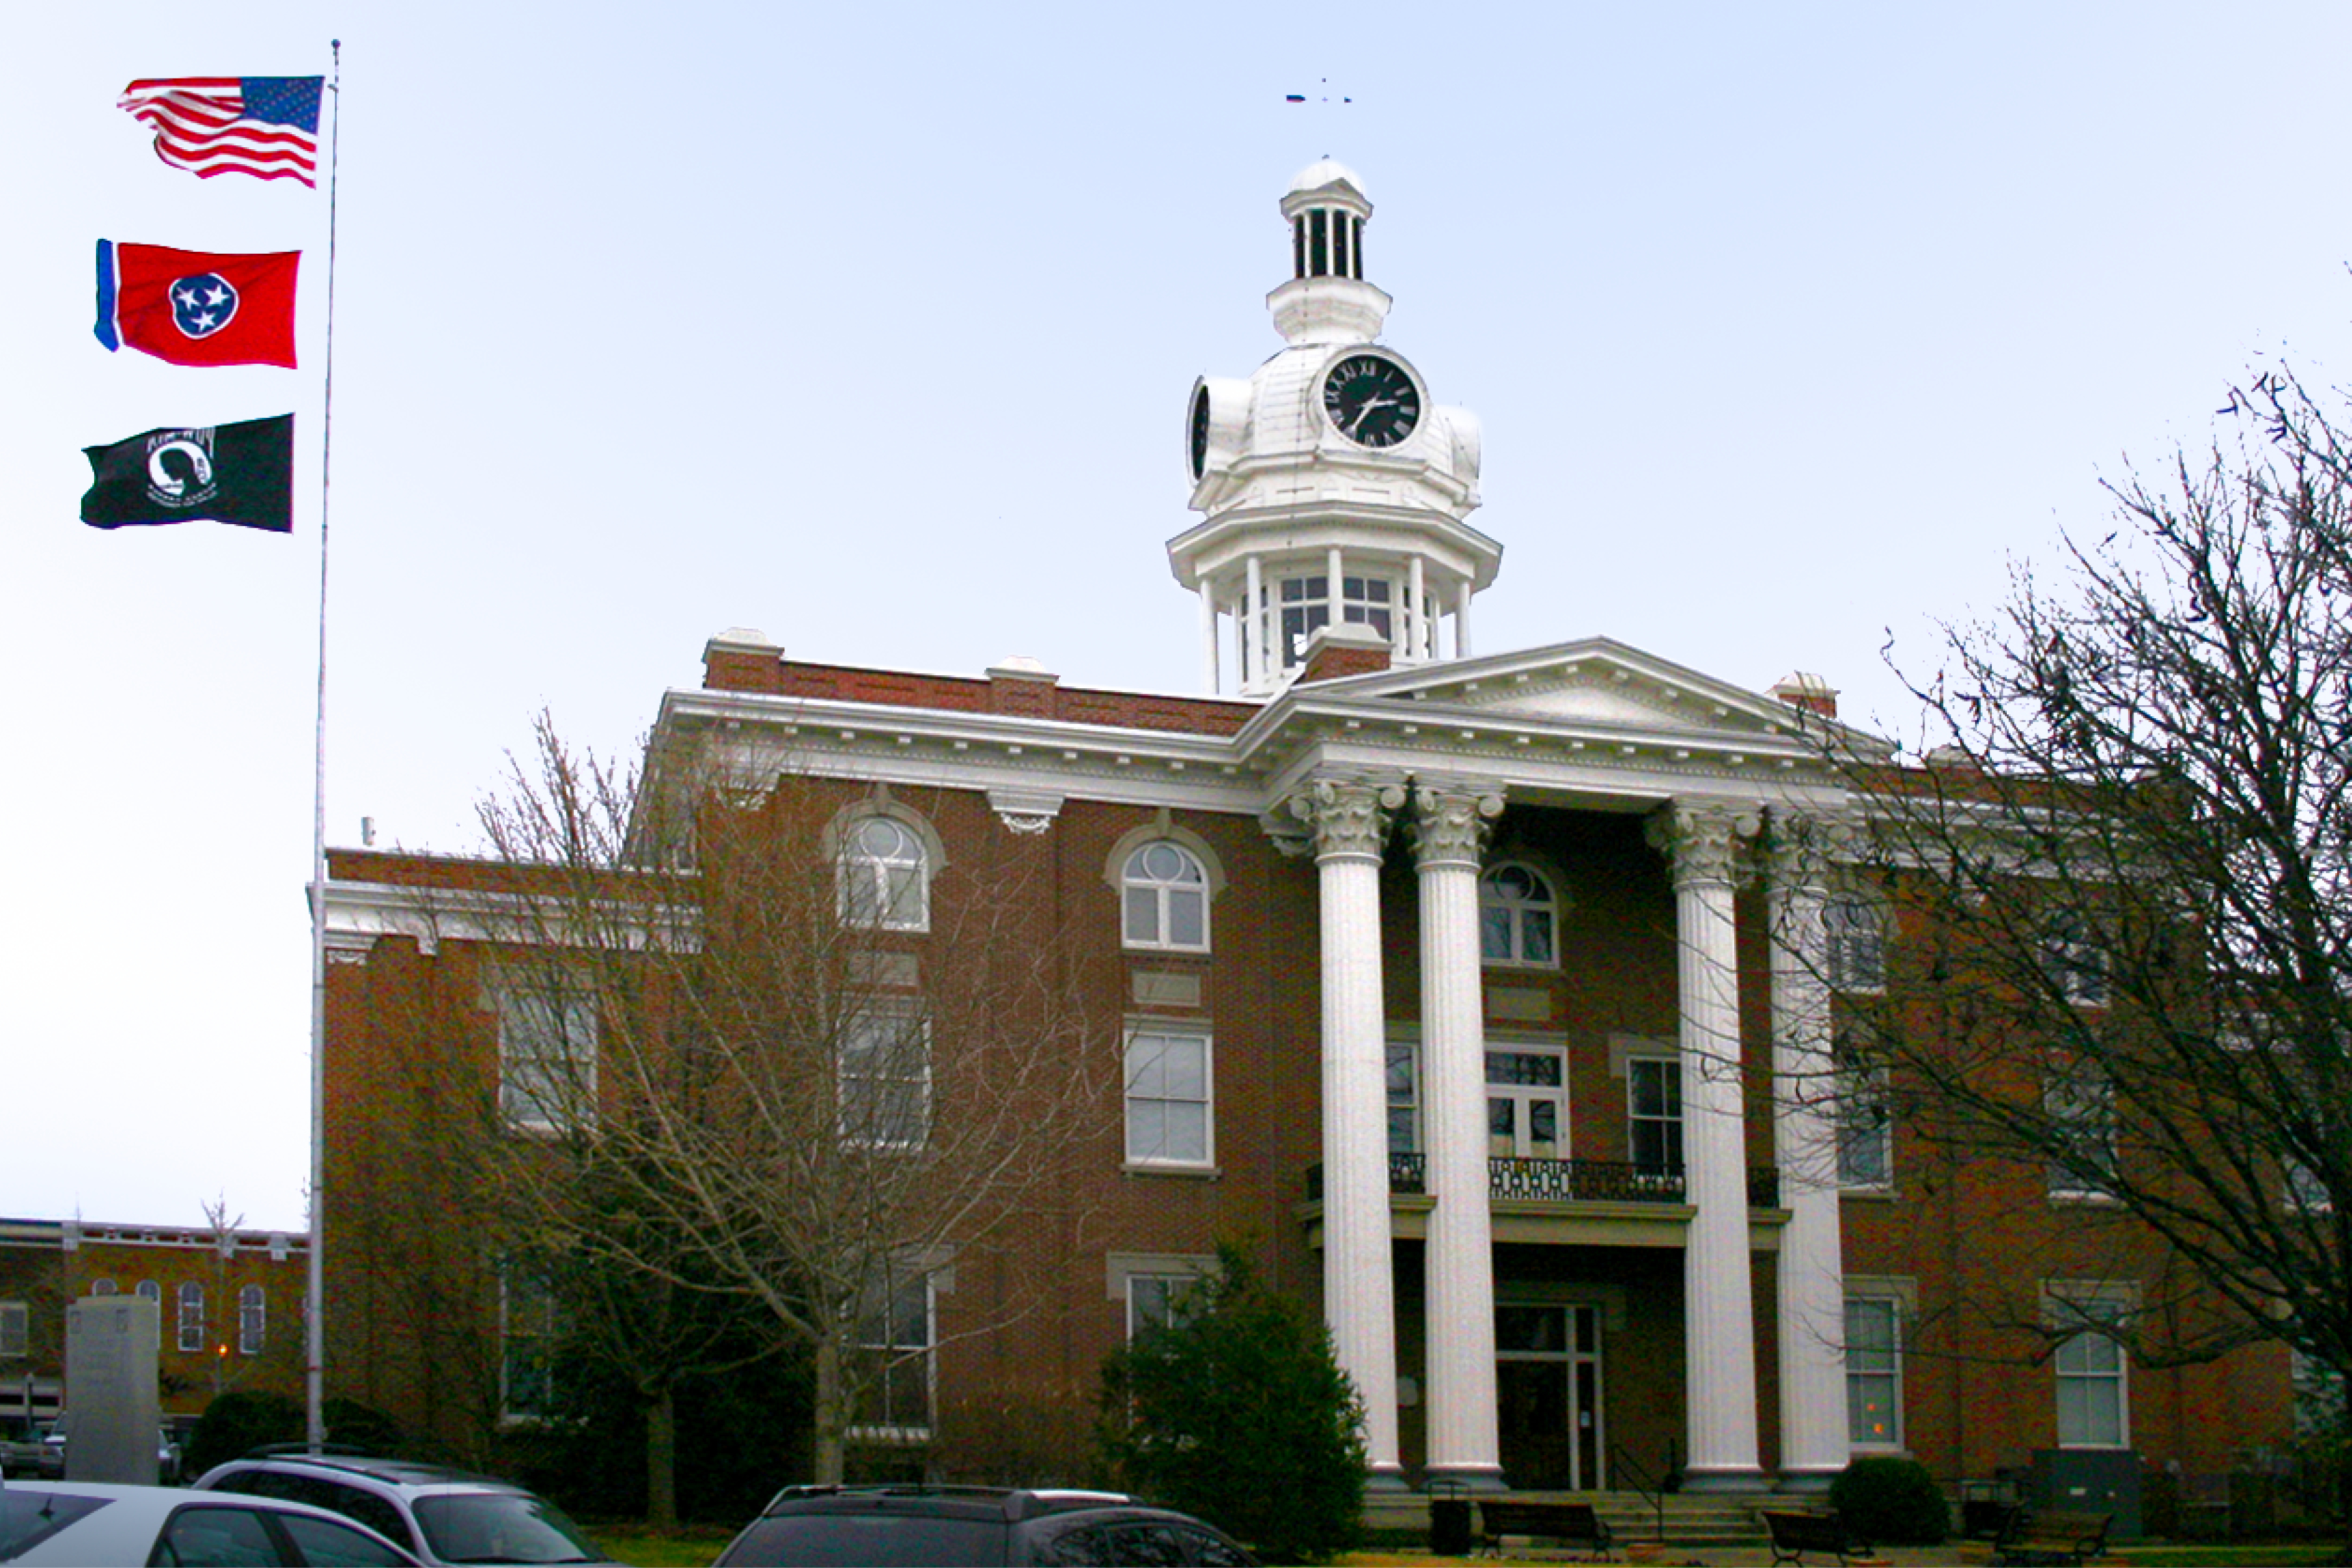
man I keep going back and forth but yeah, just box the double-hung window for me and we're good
[1125,1028,1213,1168]
[0,1303,25,1359]
[1126,1274,1201,1338]
[498,983,599,1135]
[176,1282,205,1353]
[854,1270,932,1437]
[1836,1037,1894,1190]
[1122,843,1209,952]
[1845,1296,1904,1448]
[838,1008,931,1150]
[500,1271,560,1421]
[2046,1067,2118,1200]
[2050,1292,2131,1447]
[1627,1055,1684,1178]
[1824,896,1886,992]
[238,1285,265,1356]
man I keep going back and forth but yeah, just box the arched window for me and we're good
[840,815,930,932]
[89,1278,118,1297]
[1122,842,1209,952]
[136,1281,160,1303]
[1479,863,1558,967]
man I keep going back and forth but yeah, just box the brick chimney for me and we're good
[1769,671,1838,719]
[1296,622,1394,686]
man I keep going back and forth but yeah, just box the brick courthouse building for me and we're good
[320,163,2290,1497]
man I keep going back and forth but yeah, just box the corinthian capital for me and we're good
[1645,799,1759,889]
[1410,782,1505,869]
[1762,806,1865,897]
[1287,775,1407,863]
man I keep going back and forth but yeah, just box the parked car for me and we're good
[191,1449,612,1565]
[19,1415,177,1482]
[712,1484,1259,1566]
[0,1478,420,1564]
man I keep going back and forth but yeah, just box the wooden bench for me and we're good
[1760,1508,1875,1567]
[1477,1499,1615,1560]
[1991,1507,2113,1566]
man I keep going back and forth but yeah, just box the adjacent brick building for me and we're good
[317,161,2292,1499]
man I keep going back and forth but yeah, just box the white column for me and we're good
[1455,581,1473,659]
[1647,801,1766,1491]
[1244,555,1265,690]
[1291,776,1409,1488]
[1409,557,1427,660]
[1767,817,1852,1491]
[1198,586,1220,694]
[1413,783,1507,1490]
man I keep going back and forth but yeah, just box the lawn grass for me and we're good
[581,1523,736,1567]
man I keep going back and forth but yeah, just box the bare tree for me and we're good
[1818,367,2352,1434]
[468,716,1107,1486]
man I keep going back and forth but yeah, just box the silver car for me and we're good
[0,1478,420,1564]
[192,1451,611,1565]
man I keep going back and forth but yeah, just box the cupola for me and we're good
[1168,163,1500,697]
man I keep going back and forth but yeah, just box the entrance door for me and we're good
[1496,1303,1605,1491]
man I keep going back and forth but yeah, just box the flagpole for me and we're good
[305,37,342,1458]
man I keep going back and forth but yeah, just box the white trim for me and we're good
[1123,1024,1215,1170]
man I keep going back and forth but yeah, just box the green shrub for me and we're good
[1097,1243,1365,1563]
[184,1390,304,1477]
[1830,1455,1950,1544]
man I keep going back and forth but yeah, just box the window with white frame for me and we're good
[840,815,930,932]
[500,1271,560,1421]
[1836,1035,1894,1190]
[136,1281,160,1304]
[2046,1068,2118,1200]
[2052,1296,2130,1447]
[2039,917,2108,1007]
[1627,1055,1684,1177]
[176,1282,205,1353]
[1824,895,1887,992]
[838,1008,931,1150]
[1122,842,1209,952]
[0,1303,26,1358]
[1126,1028,1213,1168]
[1126,1273,1202,1338]
[238,1285,265,1356]
[1488,1046,1568,1159]
[1479,863,1558,967]
[90,1278,117,1297]
[498,983,599,1135]
[1386,1042,1420,1156]
[1845,1296,1903,1448]
[853,1269,932,1436]
[1276,573,1397,664]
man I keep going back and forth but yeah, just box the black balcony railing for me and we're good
[1304,1156,1782,1209]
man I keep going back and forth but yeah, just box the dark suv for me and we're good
[712,1485,1257,1566]
[191,1449,611,1565]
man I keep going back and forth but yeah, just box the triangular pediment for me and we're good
[1289,637,1817,743]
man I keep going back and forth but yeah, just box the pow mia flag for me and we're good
[80,413,293,533]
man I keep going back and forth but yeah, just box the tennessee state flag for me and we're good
[93,241,299,368]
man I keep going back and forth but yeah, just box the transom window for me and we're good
[840,815,930,932]
[1627,1056,1684,1177]
[1126,1029,1213,1168]
[1479,863,1558,967]
[1122,842,1209,952]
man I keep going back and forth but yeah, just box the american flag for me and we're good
[117,76,322,186]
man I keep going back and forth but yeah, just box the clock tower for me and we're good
[1170,161,1499,696]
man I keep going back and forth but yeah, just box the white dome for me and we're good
[1287,158,1366,199]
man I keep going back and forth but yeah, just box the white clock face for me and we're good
[1322,354,1421,448]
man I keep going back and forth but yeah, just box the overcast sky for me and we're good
[7,1,2352,1233]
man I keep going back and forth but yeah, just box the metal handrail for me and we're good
[1305,1156,1782,1208]
[1606,1438,1672,1541]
